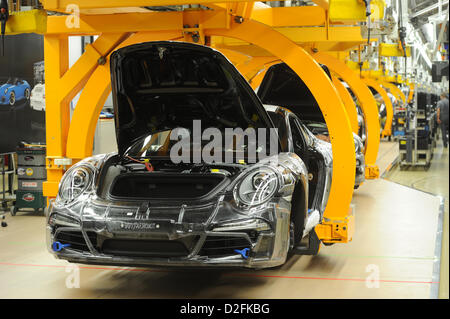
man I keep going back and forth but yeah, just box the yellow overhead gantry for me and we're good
[6,0,388,244]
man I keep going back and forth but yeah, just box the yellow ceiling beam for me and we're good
[46,10,230,35]
[379,43,412,57]
[212,26,370,55]
[42,0,257,12]
[250,6,326,27]
[45,6,331,35]
[329,0,385,22]
[4,9,47,35]
[9,1,385,35]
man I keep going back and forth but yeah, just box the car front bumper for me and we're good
[46,196,292,269]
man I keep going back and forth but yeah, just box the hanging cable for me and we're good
[360,0,372,78]
[126,155,154,172]
[398,0,408,78]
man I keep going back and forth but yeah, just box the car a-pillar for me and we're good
[205,19,356,245]
[362,78,393,138]
[311,52,381,180]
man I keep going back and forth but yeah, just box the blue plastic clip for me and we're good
[234,248,250,259]
[52,241,71,252]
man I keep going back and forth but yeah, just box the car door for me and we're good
[288,114,327,210]
[14,79,25,97]
[288,114,310,165]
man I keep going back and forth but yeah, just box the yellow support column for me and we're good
[332,75,359,134]
[312,52,380,179]
[43,35,70,198]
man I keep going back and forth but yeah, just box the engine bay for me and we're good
[96,155,244,201]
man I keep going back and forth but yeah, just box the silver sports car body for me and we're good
[46,41,333,269]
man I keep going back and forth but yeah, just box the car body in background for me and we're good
[46,41,333,269]
[30,83,45,111]
[0,78,31,106]
[301,120,365,189]
[257,62,365,189]
[340,80,367,144]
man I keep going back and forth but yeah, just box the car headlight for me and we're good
[233,166,280,207]
[57,164,94,203]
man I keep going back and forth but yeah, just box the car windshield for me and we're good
[303,120,327,132]
[125,127,278,163]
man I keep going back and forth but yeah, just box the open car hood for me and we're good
[257,63,332,123]
[110,41,274,157]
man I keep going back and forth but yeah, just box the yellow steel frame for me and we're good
[331,75,359,134]
[4,9,47,35]
[216,51,380,179]
[312,52,380,179]
[24,0,389,245]
[227,56,360,134]
[381,81,406,105]
[329,0,385,22]
[379,43,411,57]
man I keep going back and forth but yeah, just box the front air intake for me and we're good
[109,172,226,200]
[101,239,189,258]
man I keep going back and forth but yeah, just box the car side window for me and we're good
[289,116,306,152]
[294,119,312,146]
[267,111,288,152]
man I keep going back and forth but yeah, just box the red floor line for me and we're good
[224,273,439,284]
[0,261,438,284]
[0,262,439,284]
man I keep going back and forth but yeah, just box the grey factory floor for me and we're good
[0,139,448,299]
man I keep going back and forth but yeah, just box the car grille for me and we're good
[199,233,258,258]
[54,228,97,252]
[101,239,190,258]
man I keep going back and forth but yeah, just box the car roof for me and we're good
[263,104,297,118]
